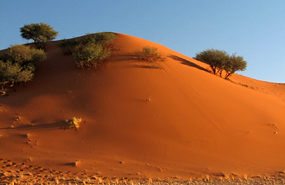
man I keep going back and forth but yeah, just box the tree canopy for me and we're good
[195,49,247,79]
[224,54,247,78]
[20,23,58,49]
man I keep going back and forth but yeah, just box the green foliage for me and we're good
[194,49,247,79]
[58,38,79,55]
[0,45,46,94]
[224,54,247,78]
[20,23,58,49]
[1,44,46,67]
[136,46,165,63]
[73,43,110,69]
[194,49,228,75]
[0,60,34,83]
[57,32,116,69]
[83,32,116,46]
[59,32,116,69]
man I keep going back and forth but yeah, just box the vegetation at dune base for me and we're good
[58,32,116,69]
[20,23,58,50]
[135,46,165,67]
[0,44,46,95]
[194,49,247,79]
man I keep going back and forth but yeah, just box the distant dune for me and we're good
[0,33,285,182]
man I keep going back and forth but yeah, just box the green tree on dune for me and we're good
[20,23,58,50]
[223,54,247,79]
[194,49,247,79]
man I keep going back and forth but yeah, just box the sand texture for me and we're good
[1,33,285,184]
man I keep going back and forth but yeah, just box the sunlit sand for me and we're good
[0,33,285,184]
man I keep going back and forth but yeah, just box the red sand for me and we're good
[0,33,285,180]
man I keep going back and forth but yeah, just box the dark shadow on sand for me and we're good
[62,162,77,166]
[112,54,163,69]
[0,121,67,130]
[168,54,209,73]
[111,54,136,62]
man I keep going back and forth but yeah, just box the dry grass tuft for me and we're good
[145,97,152,103]
[135,46,165,68]
[74,160,80,167]
[65,117,82,130]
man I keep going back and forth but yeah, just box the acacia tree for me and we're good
[194,49,247,79]
[20,23,58,50]
[223,54,247,79]
[194,49,228,75]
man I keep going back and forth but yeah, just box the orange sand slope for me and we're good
[0,33,285,179]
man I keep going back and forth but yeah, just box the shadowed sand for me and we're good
[0,33,285,183]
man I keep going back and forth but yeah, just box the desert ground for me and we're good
[1,33,285,184]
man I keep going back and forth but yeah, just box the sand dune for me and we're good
[0,33,285,181]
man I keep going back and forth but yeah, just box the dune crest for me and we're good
[0,33,285,180]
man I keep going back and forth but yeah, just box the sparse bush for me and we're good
[194,49,247,79]
[58,32,116,69]
[65,117,82,130]
[58,38,79,55]
[0,45,46,94]
[82,32,117,54]
[73,43,110,69]
[83,32,116,46]
[20,23,58,50]
[1,44,46,67]
[136,46,165,66]
[0,60,34,95]
[0,61,34,83]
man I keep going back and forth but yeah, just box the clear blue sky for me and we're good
[1,0,284,83]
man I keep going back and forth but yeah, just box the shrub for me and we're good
[82,32,117,54]
[73,43,110,69]
[58,32,116,69]
[83,32,116,46]
[65,117,82,130]
[74,32,115,69]
[20,23,58,50]
[0,60,34,95]
[0,61,34,83]
[0,45,46,94]
[194,49,247,79]
[58,38,79,55]
[1,44,46,67]
[136,46,165,64]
